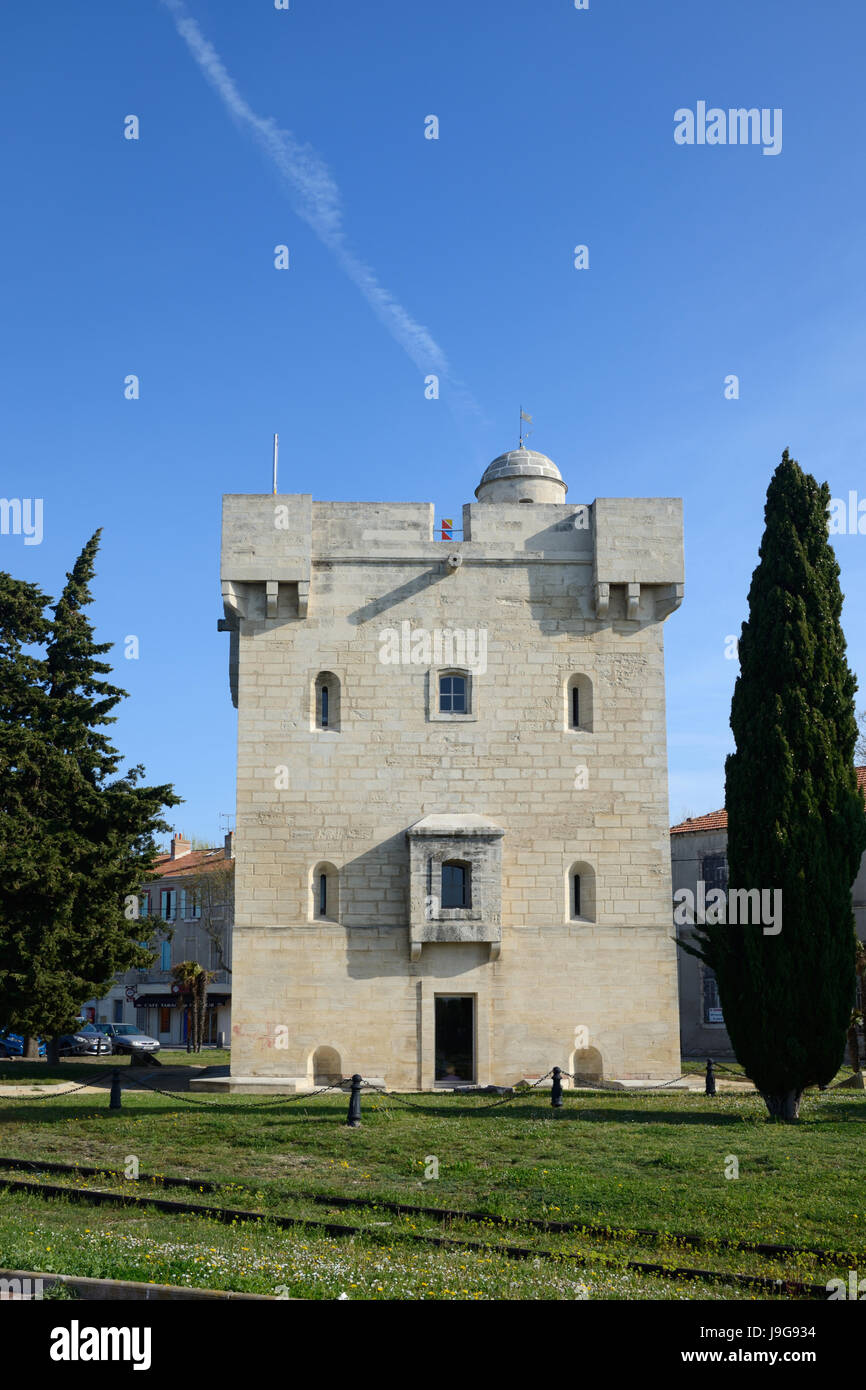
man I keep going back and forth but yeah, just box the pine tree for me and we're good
[0,572,53,1053]
[0,532,179,1053]
[683,452,866,1120]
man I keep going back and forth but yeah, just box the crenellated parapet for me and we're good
[220,487,684,685]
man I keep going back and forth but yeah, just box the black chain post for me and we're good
[551,1066,564,1108]
[346,1074,362,1128]
[705,1058,716,1097]
[109,1069,123,1110]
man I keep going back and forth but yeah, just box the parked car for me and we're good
[0,1031,47,1059]
[93,1023,160,1056]
[57,1023,113,1057]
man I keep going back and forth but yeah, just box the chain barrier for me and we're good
[356,1081,436,1114]
[562,1071,693,1092]
[682,1056,754,1081]
[118,1069,346,1108]
[243,1082,348,1109]
[0,1068,117,1100]
[358,1070,556,1112]
[0,1065,347,1110]
[706,1062,863,1088]
[3,1063,728,1112]
[474,1070,557,1109]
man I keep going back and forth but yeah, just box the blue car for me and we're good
[0,1031,47,1058]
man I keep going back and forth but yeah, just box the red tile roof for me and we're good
[146,848,233,880]
[671,767,866,834]
[670,809,727,835]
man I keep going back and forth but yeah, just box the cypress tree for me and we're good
[0,532,179,1052]
[684,452,866,1119]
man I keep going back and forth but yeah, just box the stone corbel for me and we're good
[297,580,310,618]
[654,582,685,620]
[410,942,423,962]
[626,582,640,620]
[594,581,610,618]
[266,580,279,619]
[221,580,243,623]
[488,941,501,962]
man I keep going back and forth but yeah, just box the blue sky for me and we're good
[2,0,865,841]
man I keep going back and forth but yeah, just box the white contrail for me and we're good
[159,0,467,391]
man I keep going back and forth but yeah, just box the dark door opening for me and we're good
[435,995,475,1084]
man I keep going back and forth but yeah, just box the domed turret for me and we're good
[475,448,567,504]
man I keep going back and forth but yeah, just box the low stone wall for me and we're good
[0,1268,278,1300]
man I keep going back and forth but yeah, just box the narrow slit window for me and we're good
[565,675,592,732]
[573,874,581,918]
[314,673,340,732]
[318,872,327,916]
[441,861,470,909]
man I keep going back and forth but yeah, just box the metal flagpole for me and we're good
[273,433,279,494]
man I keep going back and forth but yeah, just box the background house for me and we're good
[672,768,866,1060]
[85,832,234,1048]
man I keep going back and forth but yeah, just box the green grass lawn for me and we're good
[0,1079,862,1300]
[157,1049,230,1067]
[0,1051,230,1084]
[0,1188,749,1301]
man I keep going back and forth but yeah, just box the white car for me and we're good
[93,1023,160,1056]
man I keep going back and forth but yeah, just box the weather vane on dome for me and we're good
[518,406,533,449]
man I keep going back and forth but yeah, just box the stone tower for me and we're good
[214,447,685,1091]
